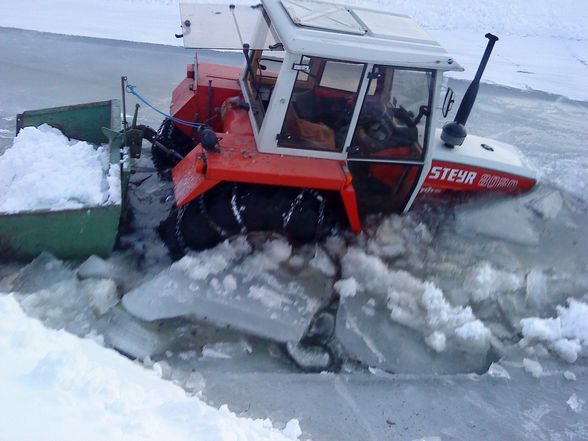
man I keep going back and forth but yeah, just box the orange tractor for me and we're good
[131,0,536,256]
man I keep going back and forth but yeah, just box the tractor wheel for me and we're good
[159,183,344,258]
[150,119,195,173]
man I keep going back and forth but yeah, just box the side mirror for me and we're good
[442,87,455,118]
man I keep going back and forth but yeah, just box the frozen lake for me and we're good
[1,27,587,440]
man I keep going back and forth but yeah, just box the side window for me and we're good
[244,49,284,130]
[349,66,434,160]
[278,57,365,152]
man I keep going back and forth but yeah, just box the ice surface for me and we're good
[0,295,301,441]
[0,124,117,213]
[202,364,588,441]
[123,238,333,343]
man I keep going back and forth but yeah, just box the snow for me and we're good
[465,261,523,302]
[0,294,301,441]
[0,0,585,101]
[334,278,359,299]
[523,358,544,378]
[521,299,588,363]
[0,124,119,213]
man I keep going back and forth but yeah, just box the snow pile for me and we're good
[0,294,301,441]
[520,299,588,363]
[465,261,524,302]
[0,124,119,213]
[340,247,492,353]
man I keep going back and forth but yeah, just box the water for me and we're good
[1,27,587,440]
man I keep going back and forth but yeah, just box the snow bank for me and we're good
[521,299,588,363]
[0,0,586,100]
[0,124,119,213]
[0,294,301,441]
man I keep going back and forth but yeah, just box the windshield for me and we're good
[349,66,434,161]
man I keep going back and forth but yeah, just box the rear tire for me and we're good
[151,119,195,173]
[159,183,344,258]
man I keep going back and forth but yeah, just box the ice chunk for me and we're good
[523,358,544,377]
[525,268,548,309]
[9,252,75,293]
[487,362,511,379]
[201,341,253,360]
[465,262,523,302]
[81,278,118,316]
[567,393,584,413]
[425,331,446,353]
[77,255,124,285]
[525,189,563,220]
[335,293,491,374]
[17,279,94,336]
[366,216,407,258]
[454,197,539,246]
[334,278,359,299]
[123,238,331,343]
[336,247,493,372]
[95,306,173,359]
[309,247,336,277]
[563,371,576,381]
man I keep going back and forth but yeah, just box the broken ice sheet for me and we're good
[8,252,75,293]
[335,294,492,374]
[335,247,494,374]
[453,196,540,246]
[123,237,333,343]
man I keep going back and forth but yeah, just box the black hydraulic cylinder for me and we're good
[454,33,499,126]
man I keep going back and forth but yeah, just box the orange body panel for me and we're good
[172,134,362,233]
[171,63,243,136]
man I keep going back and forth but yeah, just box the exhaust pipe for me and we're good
[441,33,499,148]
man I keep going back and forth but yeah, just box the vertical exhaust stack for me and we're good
[441,33,499,148]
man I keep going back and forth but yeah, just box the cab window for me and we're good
[349,66,434,160]
[244,48,284,130]
[278,57,366,152]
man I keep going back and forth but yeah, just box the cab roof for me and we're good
[267,0,462,71]
[179,0,463,72]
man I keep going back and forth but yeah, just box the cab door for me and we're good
[346,65,435,217]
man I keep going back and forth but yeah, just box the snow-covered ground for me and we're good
[0,0,586,100]
[0,294,301,441]
[0,1,587,439]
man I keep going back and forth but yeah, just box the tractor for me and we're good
[136,0,537,257]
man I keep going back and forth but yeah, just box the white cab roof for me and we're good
[179,0,462,71]
[266,0,462,71]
